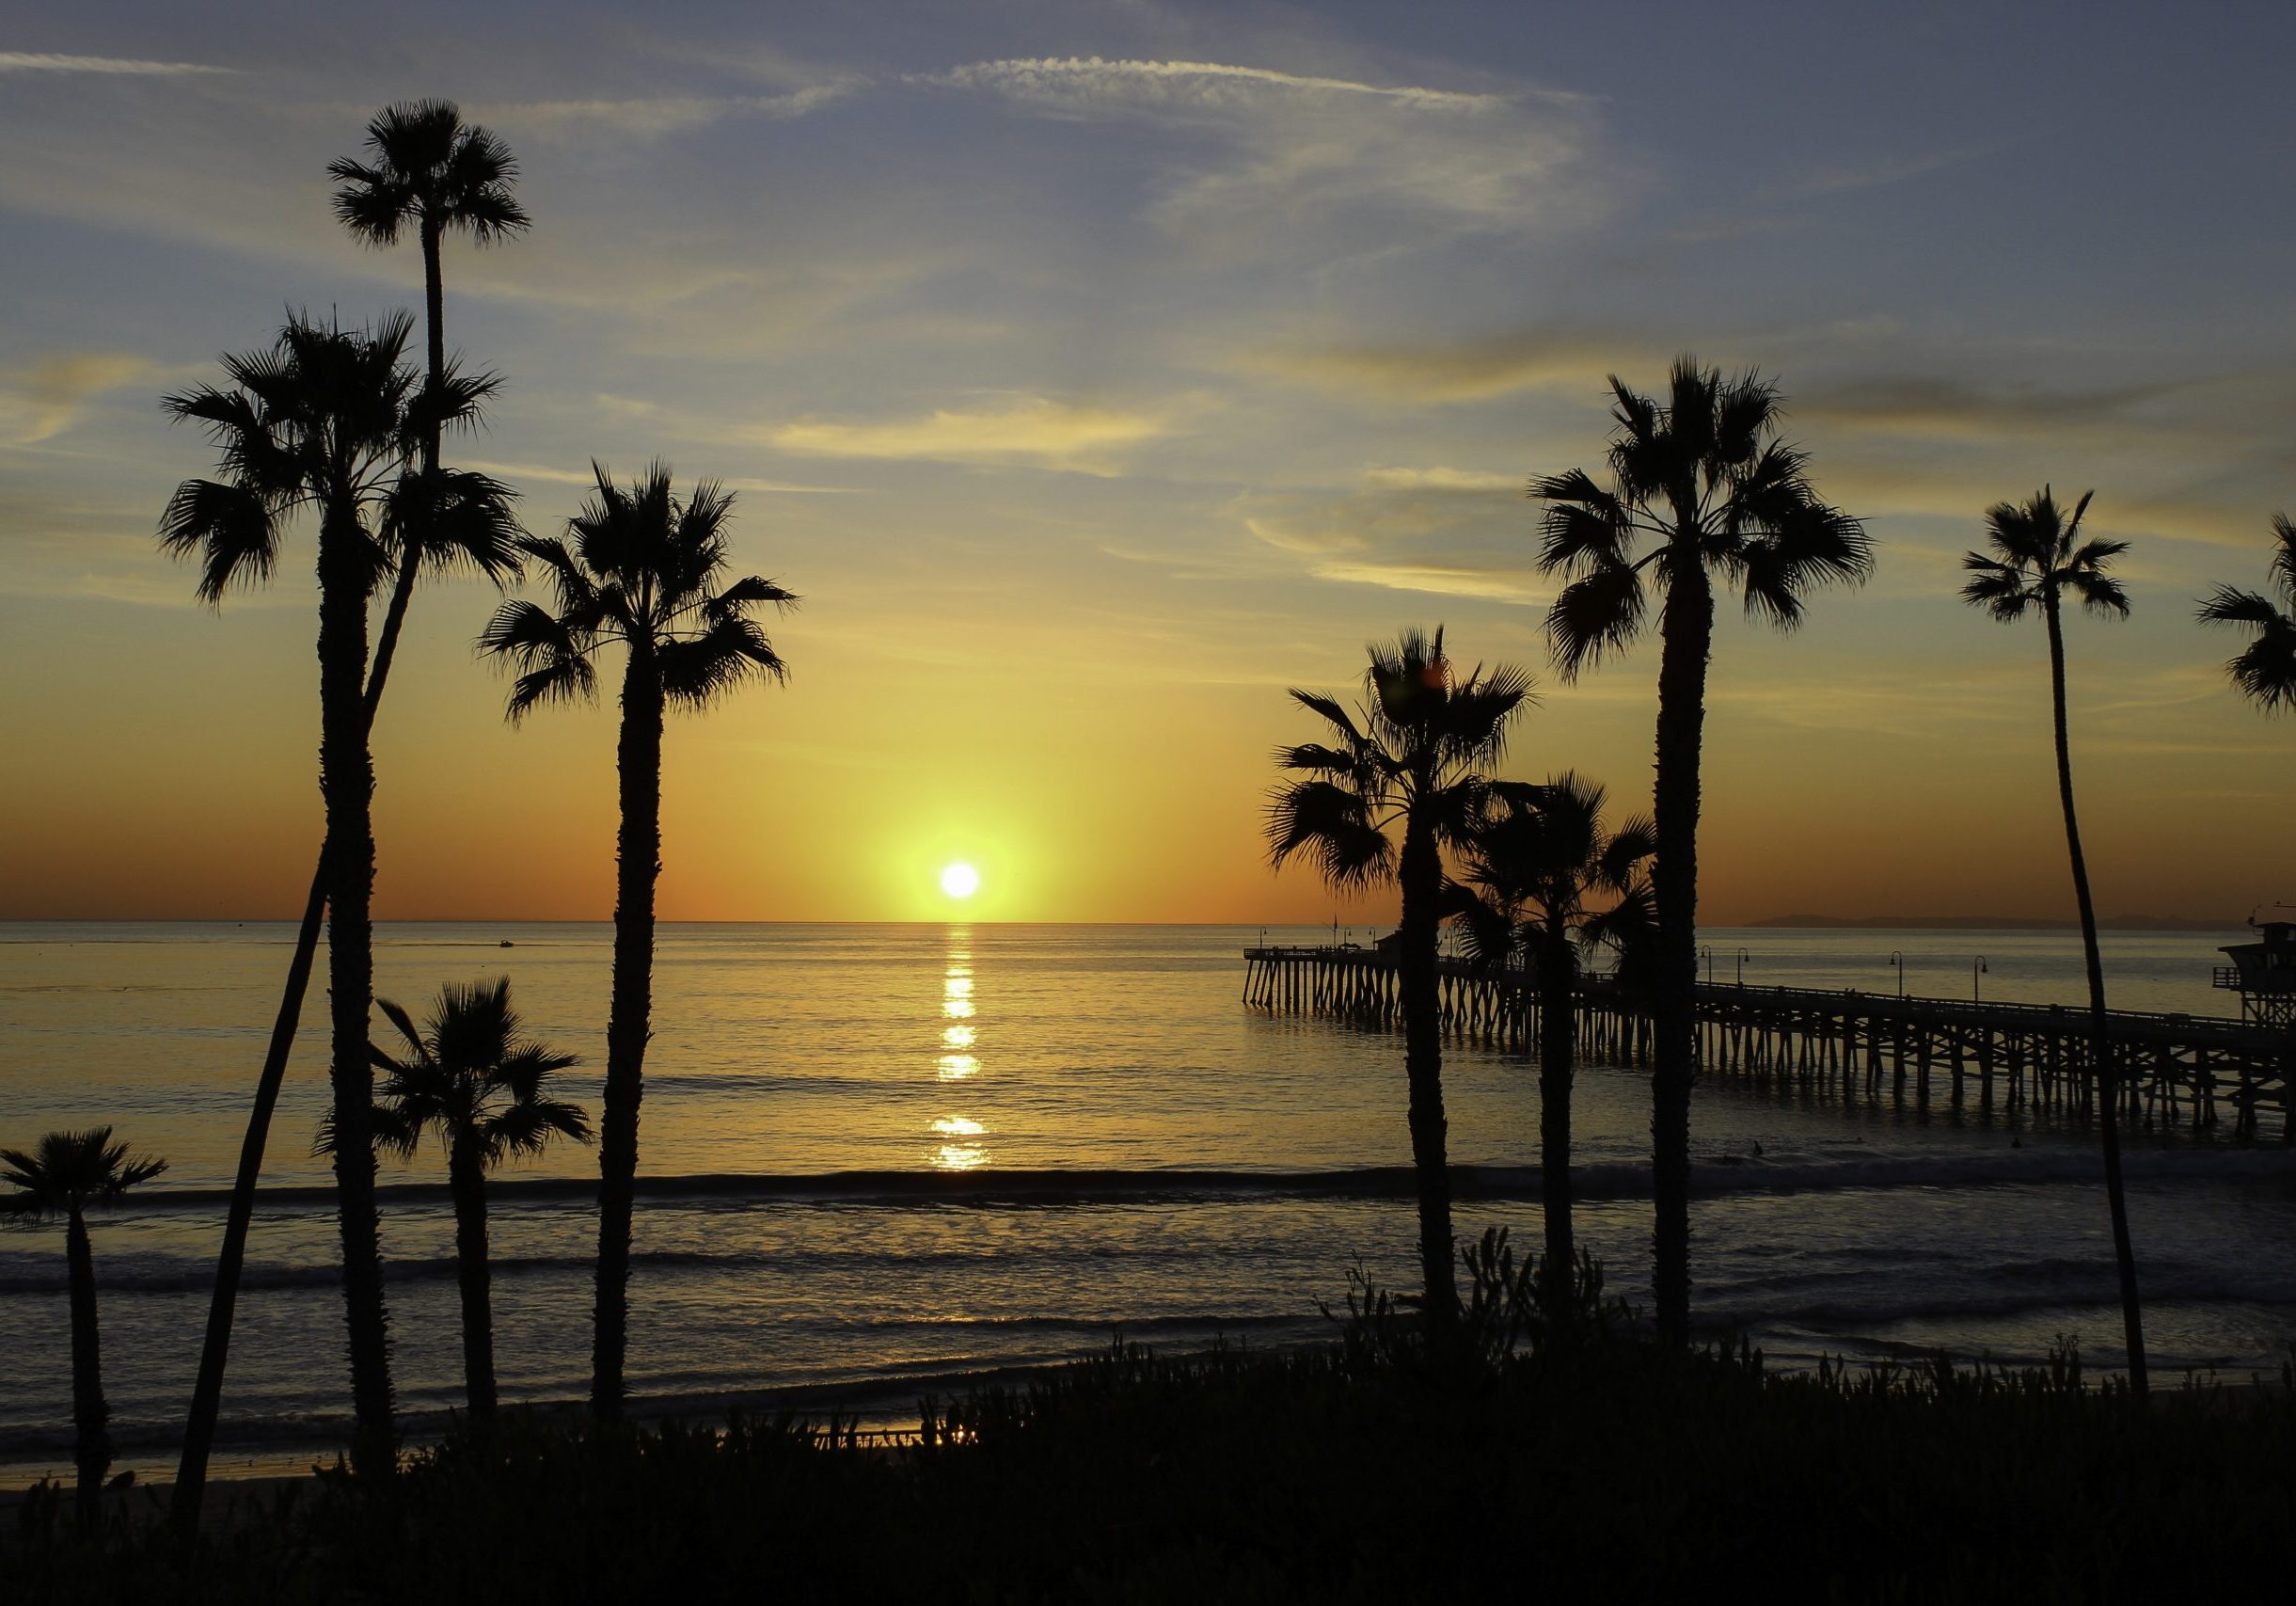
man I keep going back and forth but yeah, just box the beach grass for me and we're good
[8,1318,2293,1604]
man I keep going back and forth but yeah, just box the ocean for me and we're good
[2,920,2291,1482]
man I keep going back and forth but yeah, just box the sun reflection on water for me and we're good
[932,930,989,1168]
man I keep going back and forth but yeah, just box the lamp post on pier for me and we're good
[1736,948,1750,988]
[1889,950,1905,998]
[1701,946,1714,986]
[1973,956,1987,1003]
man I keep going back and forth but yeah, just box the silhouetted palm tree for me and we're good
[1962,485,2147,1397]
[482,464,795,1415]
[2197,514,2296,714]
[331,98,530,685]
[332,979,588,1419]
[171,118,529,1534]
[1453,774,1654,1282]
[1533,358,1871,1344]
[1267,628,1533,1327]
[160,313,519,1472]
[2,1128,166,1527]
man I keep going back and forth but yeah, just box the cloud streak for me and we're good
[765,397,1174,475]
[0,51,232,75]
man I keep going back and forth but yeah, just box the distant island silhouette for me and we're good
[1749,914,2238,932]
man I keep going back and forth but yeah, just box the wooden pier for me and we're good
[1243,945,2294,1141]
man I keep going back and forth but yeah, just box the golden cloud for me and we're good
[764,397,1172,475]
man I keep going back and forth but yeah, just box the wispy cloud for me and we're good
[1311,560,1541,603]
[919,55,1597,252]
[1243,331,1646,404]
[463,458,864,496]
[1240,465,1538,602]
[916,56,1512,114]
[1,353,162,445]
[765,397,1174,475]
[500,83,858,139]
[0,51,232,75]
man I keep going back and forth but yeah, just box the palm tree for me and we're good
[171,112,528,1534]
[160,312,520,1476]
[1533,358,1871,1345]
[2197,513,2296,714]
[1452,774,1654,1284]
[2,1129,166,1527]
[1962,485,2147,1397]
[332,979,588,1419]
[481,464,795,1415]
[330,99,530,686]
[1267,628,1533,1328]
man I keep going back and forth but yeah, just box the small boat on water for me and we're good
[499,940,515,948]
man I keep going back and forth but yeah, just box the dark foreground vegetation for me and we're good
[11,1244,2293,1606]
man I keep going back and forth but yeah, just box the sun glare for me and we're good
[940,862,981,899]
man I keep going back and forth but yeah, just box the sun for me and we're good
[940,862,981,899]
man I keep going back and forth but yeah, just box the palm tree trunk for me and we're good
[319,502,393,1464]
[593,647,664,1417]
[449,1136,498,1419]
[1538,922,1577,1285]
[173,579,433,1535]
[2044,593,2149,1398]
[169,860,323,1536]
[1649,556,1714,1346]
[1396,817,1457,1328]
[421,216,445,475]
[65,1208,108,1531]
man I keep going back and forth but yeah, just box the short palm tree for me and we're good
[1533,358,1871,1344]
[1452,773,1654,1284]
[1962,485,2147,1397]
[340,979,588,1420]
[2,1129,166,1527]
[1267,627,1533,1328]
[482,464,795,1416]
[2197,513,2296,714]
[160,312,519,1472]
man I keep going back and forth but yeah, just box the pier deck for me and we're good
[1243,945,2293,1140]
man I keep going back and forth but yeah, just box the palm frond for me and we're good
[1959,555,2033,621]
[657,615,788,709]
[159,479,282,603]
[1265,779,1393,889]
[1545,558,1647,680]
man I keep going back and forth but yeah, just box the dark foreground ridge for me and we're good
[9,1320,2293,1605]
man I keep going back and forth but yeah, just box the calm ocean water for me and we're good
[3,920,2292,1480]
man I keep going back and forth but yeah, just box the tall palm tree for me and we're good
[159,312,520,1475]
[2197,513,2296,714]
[332,979,588,1419]
[2,1129,166,1527]
[1267,628,1533,1327]
[1962,485,2147,1397]
[482,464,796,1415]
[1533,358,1871,1344]
[171,111,528,1536]
[330,98,530,686]
[1453,773,1654,1283]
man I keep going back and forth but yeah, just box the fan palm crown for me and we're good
[356,980,590,1165]
[330,100,530,253]
[482,463,795,715]
[1,1129,166,1223]
[1453,773,1654,965]
[1535,360,1874,677]
[1267,628,1534,882]
[2197,514,2296,712]
[159,312,519,609]
[1961,485,2130,623]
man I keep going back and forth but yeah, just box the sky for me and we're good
[1,0,2291,925]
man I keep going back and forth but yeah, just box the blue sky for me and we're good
[2,1,2291,922]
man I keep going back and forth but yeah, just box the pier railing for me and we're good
[1243,945,2292,1141]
